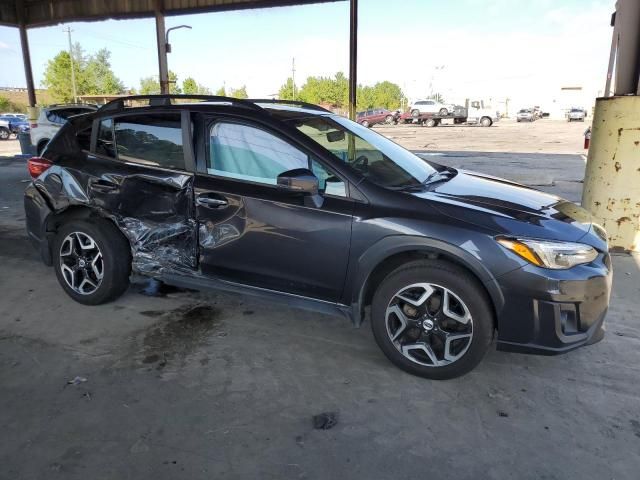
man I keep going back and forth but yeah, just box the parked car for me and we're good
[567,108,586,122]
[0,117,11,140]
[410,99,456,117]
[356,108,399,127]
[0,115,29,134]
[516,109,535,122]
[30,104,97,155]
[2,112,27,120]
[24,95,611,380]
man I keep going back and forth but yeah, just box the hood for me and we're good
[414,170,598,244]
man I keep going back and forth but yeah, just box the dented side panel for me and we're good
[34,154,198,276]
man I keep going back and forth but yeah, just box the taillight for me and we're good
[27,157,52,178]
[30,123,37,128]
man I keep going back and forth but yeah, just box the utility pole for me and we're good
[63,27,77,103]
[292,57,296,100]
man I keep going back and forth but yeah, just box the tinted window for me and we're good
[46,107,94,124]
[96,119,115,157]
[113,114,184,170]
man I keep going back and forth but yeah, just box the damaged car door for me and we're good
[89,112,197,275]
[192,117,354,302]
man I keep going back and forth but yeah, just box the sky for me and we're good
[0,0,616,109]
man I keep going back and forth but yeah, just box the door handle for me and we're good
[89,180,119,193]
[196,196,228,208]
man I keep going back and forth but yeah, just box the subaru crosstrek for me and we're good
[24,95,612,380]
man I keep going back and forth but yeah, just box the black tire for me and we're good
[424,118,437,127]
[384,115,394,124]
[361,120,370,128]
[411,109,420,119]
[438,108,448,116]
[0,127,10,140]
[371,260,494,380]
[53,218,131,305]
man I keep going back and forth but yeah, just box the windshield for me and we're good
[286,115,437,189]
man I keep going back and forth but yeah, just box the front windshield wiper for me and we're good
[423,168,456,185]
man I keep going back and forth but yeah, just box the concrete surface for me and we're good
[1,152,639,480]
[377,118,592,155]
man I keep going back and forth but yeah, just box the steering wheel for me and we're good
[352,155,369,173]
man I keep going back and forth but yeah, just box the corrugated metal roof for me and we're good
[1,0,341,28]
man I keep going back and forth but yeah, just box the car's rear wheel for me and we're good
[0,127,10,140]
[53,219,131,305]
[361,120,370,128]
[411,109,420,118]
[371,260,494,380]
[385,115,394,124]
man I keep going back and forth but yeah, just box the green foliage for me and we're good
[278,73,404,110]
[278,78,296,100]
[215,86,226,96]
[228,86,248,99]
[182,77,211,95]
[0,96,25,113]
[138,71,181,95]
[42,44,125,103]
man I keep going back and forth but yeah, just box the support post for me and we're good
[16,0,36,107]
[348,0,358,120]
[155,3,169,95]
[613,0,640,95]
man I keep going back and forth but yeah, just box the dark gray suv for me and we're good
[24,95,612,379]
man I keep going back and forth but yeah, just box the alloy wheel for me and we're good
[385,283,473,367]
[0,129,9,140]
[59,232,104,295]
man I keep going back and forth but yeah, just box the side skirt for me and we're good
[160,273,355,324]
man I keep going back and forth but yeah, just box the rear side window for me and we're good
[46,107,94,124]
[97,113,185,170]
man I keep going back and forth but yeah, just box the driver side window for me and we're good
[208,122,346,197]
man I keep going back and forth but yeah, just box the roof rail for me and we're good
[249,99,332,113]
[97,94,265,113]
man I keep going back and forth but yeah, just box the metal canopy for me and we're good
[0,0,340,28]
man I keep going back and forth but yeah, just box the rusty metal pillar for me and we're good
[582,0,640,252]
[16,0,36,107]
[155,0,169,95]
[348,0,357,120]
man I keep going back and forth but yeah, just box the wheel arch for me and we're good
[42,205,128,265]
[351,236,504,327]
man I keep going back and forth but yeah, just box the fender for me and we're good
[349,235,506,325]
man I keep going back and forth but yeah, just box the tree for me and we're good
[228,86,248,99]
[138,71,181,95]
[278,77,295,100]
[182,77,211,95]
[215,86,226,96]
[42,43,125,103]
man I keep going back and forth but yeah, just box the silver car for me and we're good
[567,108,586,122]
[516,109,535,122]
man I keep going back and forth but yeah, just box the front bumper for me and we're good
[494,253,612,355]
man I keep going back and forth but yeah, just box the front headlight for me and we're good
[497,237,598,269]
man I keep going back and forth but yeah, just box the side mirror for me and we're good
[277,168,323,207]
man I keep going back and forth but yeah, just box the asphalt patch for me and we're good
[313,412,339,430]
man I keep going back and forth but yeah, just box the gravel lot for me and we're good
[2,117,639,479]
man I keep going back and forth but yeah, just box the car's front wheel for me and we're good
[371,260,494,380]
[53,219,131,305]
[438,108,448,116]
